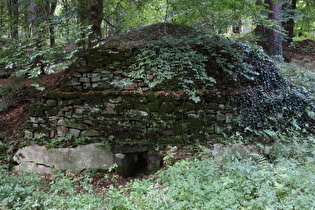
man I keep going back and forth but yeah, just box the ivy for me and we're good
[127,37,215,102]
[122,32,271,103]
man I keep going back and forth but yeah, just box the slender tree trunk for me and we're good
[266,0,283,62]
[283,0,298,42]
[30,0,45,74]
[78,0,104,50]
[255,0,268,51]
[30,0,38,36]
[48,0,57,46]
[88,0,103,48]
[0,1,4,31]
[7,0,19,39]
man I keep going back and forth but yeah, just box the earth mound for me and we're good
[101,23,315,137]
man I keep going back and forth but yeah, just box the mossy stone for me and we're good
[46,100,58,107]
[29,104,47,116]
[46,109,59,115]
[81,130,101,137]
[207,102,219,110]
[147,102,160,112]
[160,102,175,113]
[147,94,157,102]
[183,102,195,110]
[44,91,81,100]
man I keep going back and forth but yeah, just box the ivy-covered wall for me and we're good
[59,48,143,92]
[26,91,235,147]
[25,47,238,149]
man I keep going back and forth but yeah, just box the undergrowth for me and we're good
[236,60,315,138]
[108,26,315,137]
[1,136,315,209]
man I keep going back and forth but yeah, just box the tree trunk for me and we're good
[254,0,268,51]
[48,0,57,47]
[283,0,298,42]
[7,0,19,39]
[88,0,103,48]
[30,0,38,36]
[78,0,104,50]
[266,0,283,62]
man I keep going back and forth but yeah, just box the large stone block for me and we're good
[14,144,114,173]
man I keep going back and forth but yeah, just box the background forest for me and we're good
[1,0,315,209]
[0,0,315,78]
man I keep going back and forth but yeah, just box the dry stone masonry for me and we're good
[25,47,238,144]
[19,24,315,175]
[21,46,239,175]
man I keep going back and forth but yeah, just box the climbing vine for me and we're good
[123,32,271,102]
[128,37,215,102]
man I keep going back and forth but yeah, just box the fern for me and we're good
[249,152,270,170]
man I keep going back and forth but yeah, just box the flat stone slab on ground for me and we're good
[14,143,114,173]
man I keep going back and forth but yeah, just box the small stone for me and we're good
[115,153,125,159]
[137,83,148,87]
[50,131,56,138]
[141,87,150,92]
[92,83,99,88]
[216,113,226,121]
[111,78,124,90]
[75,109,85,115]
[109,97,122,104]
[73,73,82,77]
[24,130,33,139]
[91,77,101,82]
[46,100,58,107]
[83,120,92,125]
[226,113,233,123]
[114,70,123,75]
[124,83,138,90]
[87,73,99,78]
[69,128,81,137]
[57,126,68,136]
[65,112,72,118]
[69,80,81,86]
[215,126,224,134]
[218,104,225,109]
[129,110,149,117]
[79,77,90,83]
[81,130,100,137]
[83,83,92,89]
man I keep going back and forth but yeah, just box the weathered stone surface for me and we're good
[81,130,101,137]
[212,143,260,157]
[29,117,45,124]
[69,128,81,137]
[79,77,91,83]
[46,100,58,107]
[57,118,86,129]
[24,130,33,139]
[57,126,68,136]
[14,144,114,173]
[216,113,226,121]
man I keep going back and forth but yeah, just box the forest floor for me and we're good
[284,39,315,72]
[0,39,315,189]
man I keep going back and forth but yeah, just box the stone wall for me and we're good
[22,46,239,175]
[26,91,235,145]
[25,46,238,147]
[59,48,147,92]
